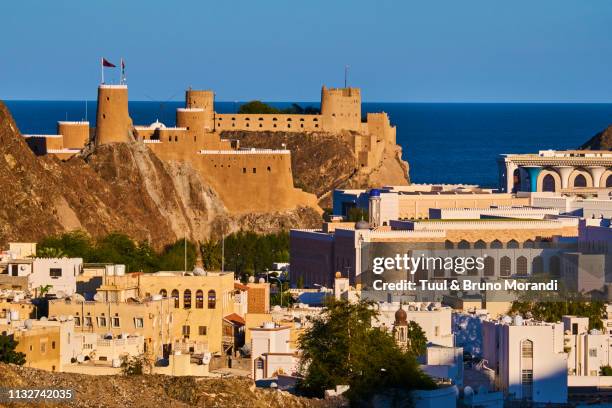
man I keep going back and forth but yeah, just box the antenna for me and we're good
[85,100,88,122]
[344,65,349,88]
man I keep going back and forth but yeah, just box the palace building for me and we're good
[498,150,612,194]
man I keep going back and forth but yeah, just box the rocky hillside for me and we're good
[580,124,612,150]
[223,131,410,207]
[0,102,320,248]
[0,363,339,408]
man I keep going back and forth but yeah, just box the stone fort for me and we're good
[23,84,400,214]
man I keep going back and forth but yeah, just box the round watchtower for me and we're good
[176,108,206,132]
[320,86,361,132]
[95,84,133,146]
[57,121,90,149]
[185,89,215,131]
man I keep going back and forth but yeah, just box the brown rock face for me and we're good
[0,102,320,248]
[222,130,411,207]
[581,124,612,150]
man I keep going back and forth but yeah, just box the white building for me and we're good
[250,322,298,380]
[482,317,567,404]
[1,258,81,296]
[563,315,612,377]
[376,302,454,347]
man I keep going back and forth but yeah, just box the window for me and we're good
[97,316,107,327]
[52,341,56,349]
[84,316,93,327]
[112,317,121,328]
[516,256,528,276]
[50,268,62,278]
[589,348,598,357]
[507,239,519,249]
[532,256,544,274]
[208,290,216,309]
[74,316,81,327]
[196,290,204,309]
[159,289,167,298]
[256,358,264,369]
[40,341,47,354]
[171,289,179,308]
[134,318,144,328]
[10,265,18,276]
[199,326,207,336]
[252,168,256,174]
[243,168,247,174]
[184,289,192,309]
[500,256,511,277]
[182,325,190,338]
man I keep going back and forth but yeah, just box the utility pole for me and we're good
[344,65,349,88]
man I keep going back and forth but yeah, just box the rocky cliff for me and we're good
[580,124,612,150]
[0,102,320,248]
[222,131,410,207]
[0,363,338,408]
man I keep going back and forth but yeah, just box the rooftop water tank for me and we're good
[263,321,276,329]
[115,265,126,276]
[9,310,19,321]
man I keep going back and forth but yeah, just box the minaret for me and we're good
[369,189,381,227]
[393,303,408,349]
[95,84,133,146]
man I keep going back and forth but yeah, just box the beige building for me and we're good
[137,271,237,355]
[48,295,173,359]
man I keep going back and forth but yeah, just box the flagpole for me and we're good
[101,57,104,84]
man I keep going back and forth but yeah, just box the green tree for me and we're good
[0,335,26,365]
[36,246,66,258]
[297,299,435,402]
[406,321,428,357]
[238,100,281,114]
[601,365,612,376]
[511,300,606,330]
[347,207,368,222]
[38,230,93,259]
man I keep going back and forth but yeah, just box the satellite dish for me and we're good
[202,353,211,365]
[24,319,33,330]
[76,355,85,363]
[464,386,474,398]
[40,316,48,321]
[55,290,66,299]
[93,293,102,302]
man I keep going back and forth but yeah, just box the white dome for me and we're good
[150,119,166,129]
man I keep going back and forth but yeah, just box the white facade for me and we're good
[4,258,81,296]
[563,315,612,377]
[482,319,567,403]
[376,302,454,347]
[250,322,298,380]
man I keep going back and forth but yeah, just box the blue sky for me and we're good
[2,0,612,102]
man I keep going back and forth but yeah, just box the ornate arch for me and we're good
[536,169,561,192]
[568,168,593,188]
[599,169,612,188]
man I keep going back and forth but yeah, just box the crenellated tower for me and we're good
[183,89,215,132]
[320,86,362,132]
[95,84,133,145]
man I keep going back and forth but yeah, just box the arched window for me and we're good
[607,175,612,188]
[512,168,521,192]
[444,240,454,249]
[507,239,519,249]
[517,256,528,276]
[484,256,495,277]
[433,258,445,278]
[500,256,511,277]
[159,289,167,298]
[574,174,587,188]
[550,255,561,277]
[415,263,428,282]
[184,289,192,309]
[458,240,470,249]
[490,240,503,249]
[171,289,179,308]
[208,290,216,309]
[474,240,487,249]
[542,174,556,192]
[467,257,479,276]
[532,256,544,274]
[521,340,534,399]
[523,239,534,249]
[196,290,204,309]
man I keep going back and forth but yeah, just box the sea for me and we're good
[5,101,612,188]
